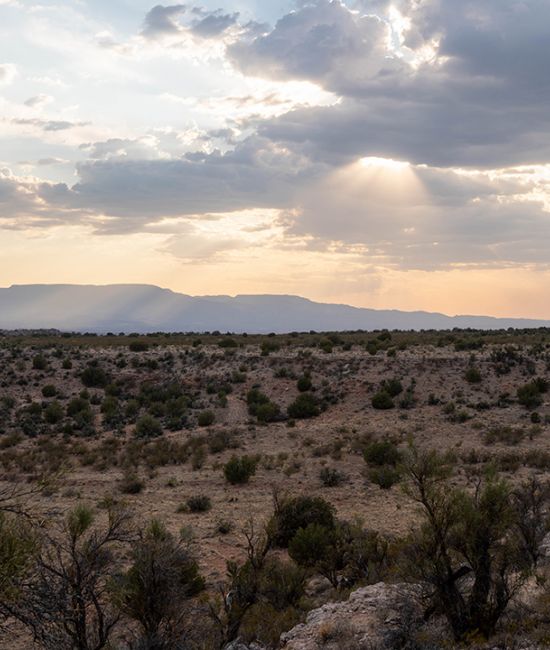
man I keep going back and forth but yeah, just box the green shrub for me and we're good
[197,410,215,427]
[319,467,345,487]
[288,523,332,567]
[112,519,204,646]
[271,495,335,547]
[223,455,257,484]
[363,440,400,467]
[465,367,482,384]
[186,495,211,513]
[32,355,47,370]
[135,414,163,439]
[484,426,525,446]
[261,341,280,356]
[44,400,64,425]
[207,430,236,454]
[296,375,312,392]
[66,397,93,429]
[257,558,306,611]
[319,339,333,354]
[255,402,280,423]
[218,337,237,348]
[119,471,144,494]
[129,340,149,352]
[41,384,57,398]
[371,391,394,410]
[517,382,543,409]
[368,465,401,489]
[287,393,320,419]
[216,519,233,535]
[380,378,403,397]
[365,341,379,356]
[247,389,280,422]
[81,364,110,388]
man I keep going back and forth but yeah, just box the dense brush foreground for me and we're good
[1,328,550,648]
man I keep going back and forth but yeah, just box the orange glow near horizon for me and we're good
[2,226,550,321]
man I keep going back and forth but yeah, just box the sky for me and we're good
[1,0,550,318]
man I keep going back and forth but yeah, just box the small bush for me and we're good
[41,384,57,398]
[297,375,312,392]
[255,402,281,423]
[484,426,525,446]
[218,337,238,348]
[120,471,144,494]
[287,393,320,419]
[81,364,110,388]
[363,440,400,466]
[186,495,211,513]
[517,382,543,409]
[197,410,215,427]
[216,519,233,535]
[380,378,403,397]
[129,340,149,352]
[319,467,345,487]
[135,414,163,439]
[207,430,236,454]
[44,400,64,425]
[247,389,280,422]
[371,391,394,410]
[223,455,257,484]
[271,495,335,547]
[465,367,482,384]
[368,465,401,489]
[261,341,280,356]
[33,355,47,370]
[288,523,332,567]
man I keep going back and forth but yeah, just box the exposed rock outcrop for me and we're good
[280,582,422,650]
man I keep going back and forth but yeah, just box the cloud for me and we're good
[163,229,244,261]
[190,9,239,38]
[48,136,322,225]
[3,134,550,272]
[0,63,17,85]
[36,157,67,166]
[11,118,90,132]
[229,0,550,168]
[24,94,54,109]
[229,1,395,88]
[286,160,550,270]
[142,3,240,43]
[142,4,187,38]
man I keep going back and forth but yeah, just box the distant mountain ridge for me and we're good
[0,284,549,334]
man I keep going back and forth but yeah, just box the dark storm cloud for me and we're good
[229,0,550,168]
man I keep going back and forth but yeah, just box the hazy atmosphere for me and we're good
[1,0,550,317]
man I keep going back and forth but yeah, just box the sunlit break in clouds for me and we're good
[1,0,550,318]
